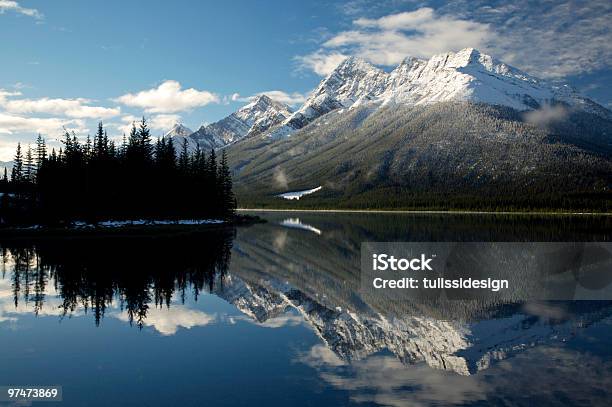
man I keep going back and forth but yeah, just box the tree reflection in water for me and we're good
[1,229,234,327]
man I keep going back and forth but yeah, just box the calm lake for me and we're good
[1,211,612,406]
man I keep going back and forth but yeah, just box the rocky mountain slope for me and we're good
[224,48,611,209]
[229,102,612,209]
[189,95,293,148]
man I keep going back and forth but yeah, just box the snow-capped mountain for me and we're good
[274,56,388,136]
[163,123,201,151]
[267,48,611,138]
[190,94,293,147]
[379,48,604,113]
[164,123,193,138]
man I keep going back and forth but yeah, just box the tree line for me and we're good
[0,118,235,225]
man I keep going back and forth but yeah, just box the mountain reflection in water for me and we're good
[1,212,612,406]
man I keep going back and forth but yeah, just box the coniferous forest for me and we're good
[0,118,236,226]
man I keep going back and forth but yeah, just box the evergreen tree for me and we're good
[35,134,47,171]
[24,146,34,183]
[218,150,236,217]
[3,128,238,225]
[178,139,190,172]
[138,117,153,162]
[11,142,23,184]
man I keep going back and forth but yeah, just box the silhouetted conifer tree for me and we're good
[1,120,237,225]
[11,143,23,184]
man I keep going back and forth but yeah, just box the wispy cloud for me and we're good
[439,0,612,78]
[0,0,43,19]
[313,1,612,79]
[115,80,220,113]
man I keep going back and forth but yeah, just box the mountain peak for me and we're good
[165,123,193,138]
[332,55,380,76]
[245,94,272,108]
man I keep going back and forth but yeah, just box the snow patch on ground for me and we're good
[75,219,224,228]
[278,186,322,200]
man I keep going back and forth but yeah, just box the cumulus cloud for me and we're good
[0,0,42,19]
[0,91,120,119]
[296,8,493,75]
[115,80,220,113]
[148,114,181,131]
[232,90,308,106]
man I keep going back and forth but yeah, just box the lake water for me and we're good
[1,211,612,406]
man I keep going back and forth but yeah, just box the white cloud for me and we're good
[329,1,612,79]
[113,306,216,335]
[112,115,140,137]
[299,2,612,79]
[148,114,181,131]
[296,8,493,75]
[109,114,180,137]
[232,90,308,106]
[0,91,120,119]
[115,80,220,113]
[294,51,348,76]
[438,0,612,78]
[0,112,87,136]
[0,0,42,19]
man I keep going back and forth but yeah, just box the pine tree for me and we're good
[35,134,47,171]
[207,149,217,181]
[138,117,153,162]
[85,135,92,159]
[11,143,23,184]
[24,146,34,183]
[218,150,235,217]
[178,139,190,172]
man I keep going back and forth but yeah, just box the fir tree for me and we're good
[218,150,236,217]
[24,146,34,183]
[11,142,23,184]
[35,134,47,171]
[178,139,190,172]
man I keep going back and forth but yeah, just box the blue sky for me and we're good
[0,0,610,160]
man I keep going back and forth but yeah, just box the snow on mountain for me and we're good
[382,48,556,110]
[163,123,201,152]
[165,123,193,138]
[190,94,293,148]
[272,56,388,137]
[266,48,611,139]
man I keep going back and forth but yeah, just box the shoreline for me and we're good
[238,208,612,216]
